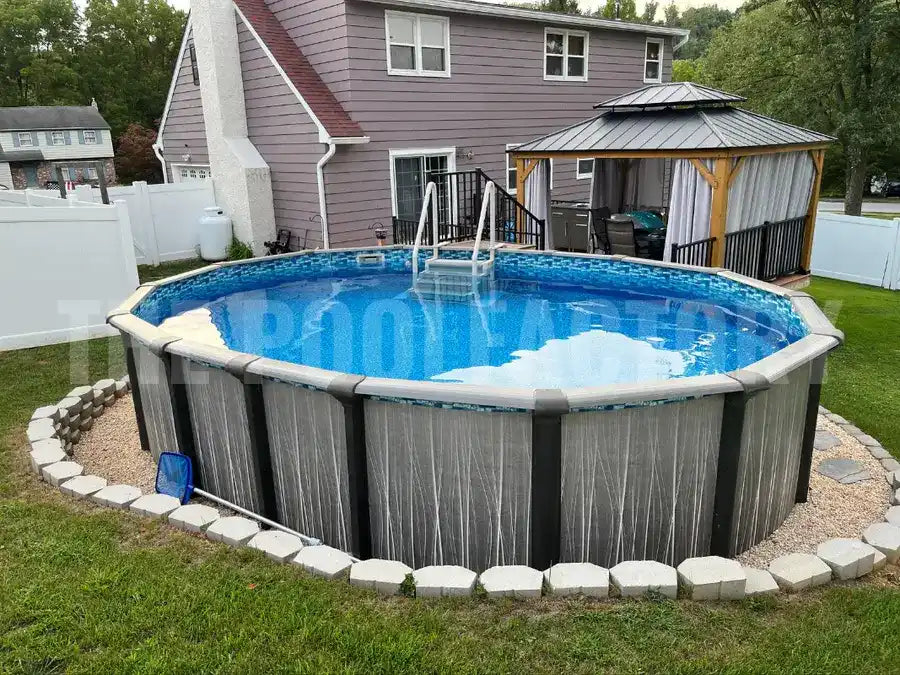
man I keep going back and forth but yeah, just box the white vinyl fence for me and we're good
[0,196,139,350]
[10,179,218,265]
[811,213,900,290]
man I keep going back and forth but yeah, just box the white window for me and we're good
[389,148,455,221]
[86,166,98,179]
[173,164,212,182]
[83,130,97,144]
[17,132,33,147]
[56,166,78,181]
[506,145,553,194]
[544,29,588,81]
[51,131,66,145]
[576,158,594,180]
[644,38,663,83]
[385,11,450,77]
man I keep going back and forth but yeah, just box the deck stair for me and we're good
[412,181,498,301]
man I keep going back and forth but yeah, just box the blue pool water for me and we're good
[159,273,800,388]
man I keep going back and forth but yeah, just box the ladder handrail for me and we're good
[471,181,497,271]
[411,181,439,280]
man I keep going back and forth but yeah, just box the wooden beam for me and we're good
[709,157,732,266]
[690,159,717,188]
[515,157,526,232]
[801,149,825,272]
[727,156,746,189]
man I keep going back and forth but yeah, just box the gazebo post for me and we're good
[802,149,825,272]
[708,156,732,267]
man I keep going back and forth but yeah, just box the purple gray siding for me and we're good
[160,28,209,182]
[323,1,673,246]
[238,16,326,249]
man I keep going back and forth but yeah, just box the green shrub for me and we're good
[228,237,254,260]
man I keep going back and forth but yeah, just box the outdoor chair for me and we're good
[264,229,292,255]
[605,217,650,258]
[590,207,611,253]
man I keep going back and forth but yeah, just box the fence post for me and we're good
[757,222,771,280]
[530,390,568,570]
[115,200,140,290]
[134,181,161,265]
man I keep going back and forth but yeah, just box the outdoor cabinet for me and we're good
[550,205,590,252]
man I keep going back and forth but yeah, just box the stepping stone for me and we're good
[479,565,543,599]
[742,567,780,596]
[206,516,260,547]
[826,413,848,425]
[247,530,304,562]
[41,461,83,487]
[31,405,60,422]
[817,458,870,484]
[27,419,56,443]
[816,539,877,580]
[413,565,478,598]
[59,474,107,499]
[350,559,413,595]
[92,484,142,509]
[863,523,900,563]
[883,459,900,473]
[29,441,66,474]
[610,560,678,599]
[768,553,831,592]
[856,434,881,447]
[676,556,746,600]
[870,447,892,460]
[814,431,841,451]
[885,506,900,527]
[544,562,609,598]
[169,504,220,532]
[293,545,353,579]
[129,493,181,519]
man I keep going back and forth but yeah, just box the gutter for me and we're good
[674,31,691,53]
[152,142,168,183]
[316,142,337,249]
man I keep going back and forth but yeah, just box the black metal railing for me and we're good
[724,216,806,281]
[670,236,715,267]
[391,168,545,250]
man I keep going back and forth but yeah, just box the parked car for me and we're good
[881,180,900,198]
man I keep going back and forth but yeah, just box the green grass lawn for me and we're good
[1,271,900,672]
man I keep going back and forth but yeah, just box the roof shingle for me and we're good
[233,0,365,139]
[0,106,110,132]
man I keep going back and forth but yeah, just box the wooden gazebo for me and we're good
[511,83,833,277]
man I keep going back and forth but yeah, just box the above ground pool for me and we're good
[111,247,841,573]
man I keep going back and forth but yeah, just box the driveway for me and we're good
[819,199,900,214]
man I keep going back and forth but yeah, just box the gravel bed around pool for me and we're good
[79,399,891,569]
[736,415,891,568]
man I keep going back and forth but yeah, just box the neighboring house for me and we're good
[0,105,115,190]
[156,0,688,251]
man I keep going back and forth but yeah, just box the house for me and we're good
[155,0,689,252]
[0,105,115,190]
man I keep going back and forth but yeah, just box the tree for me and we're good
[539,0,581,13]
[672,59,702,83]
[596,0,637,21]
[641,1,659,24]
[663,1,679,26]
[701,0,900,214]
[114,122,162,184]
[673,5,735,60]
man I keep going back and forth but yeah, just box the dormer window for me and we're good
[385,11,450,78]
[544,29,588,82]
[83,130,97,144]
[644,39,663,83]
[51,131,65,145]
[17,132,33,147]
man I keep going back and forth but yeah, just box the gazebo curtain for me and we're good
[663,159,712,261]
[726,151,814,233]
[589,159,666,214]
[524,159,551,250]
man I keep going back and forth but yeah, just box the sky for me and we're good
[76,0,744,19]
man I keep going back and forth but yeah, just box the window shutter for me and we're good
[44,131,53,145]
[78,131,85,144]
[31,132,39,146]
[96,130,103,144]
[64,131,72,145]
[12,134,19,148]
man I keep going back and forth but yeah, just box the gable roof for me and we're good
[0,106,110,132]
[595,82,746,110]
[232,0,365,139]
[358,0,690,40]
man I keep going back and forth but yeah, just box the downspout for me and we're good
[673,31,690,53]
[152,142,168,183]
[316,141,336,249]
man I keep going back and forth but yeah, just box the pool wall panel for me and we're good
[730,362,812,554]
[262,380,352,551]
[560,397,723,566]
[132,340,177,461]
[364,399,532,571]
[177,357,265,513]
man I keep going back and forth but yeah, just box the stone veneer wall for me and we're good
[10,158,116,189]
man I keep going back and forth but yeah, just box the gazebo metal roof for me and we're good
[594,82,746,110]
[513,84,833,156]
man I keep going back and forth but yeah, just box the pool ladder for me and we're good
[412,181,498,302]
